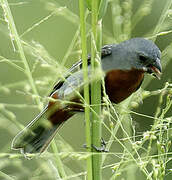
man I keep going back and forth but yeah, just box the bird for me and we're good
[11,38,162,155]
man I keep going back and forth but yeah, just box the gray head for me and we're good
[117,38,162,78]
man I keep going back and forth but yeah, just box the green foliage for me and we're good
[86,0,109,20]
[0,0,172,180]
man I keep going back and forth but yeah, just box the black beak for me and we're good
[147,58,162,79]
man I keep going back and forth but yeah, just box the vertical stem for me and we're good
[91,1,102,180]
[51,140,67,179]
[1,0,42,110]
[152,0,172,41]
[79,1,93,179]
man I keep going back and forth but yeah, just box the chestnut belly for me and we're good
[105,69,144,104]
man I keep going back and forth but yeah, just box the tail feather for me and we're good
[11,106,70,154]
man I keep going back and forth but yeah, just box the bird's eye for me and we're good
[139,55,147,62]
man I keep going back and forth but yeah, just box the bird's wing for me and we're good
[50,44,113,95]
[11,45,114,155]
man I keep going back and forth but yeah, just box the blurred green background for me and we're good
[0,0,172,180]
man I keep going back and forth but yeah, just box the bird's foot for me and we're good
[92,138,108,152]
[83,138,108,152]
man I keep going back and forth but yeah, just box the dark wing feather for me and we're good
[50,44,113,95]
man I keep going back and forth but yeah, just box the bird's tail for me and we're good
[11,105,73,155]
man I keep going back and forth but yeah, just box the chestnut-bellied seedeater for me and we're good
[12,38,162,155]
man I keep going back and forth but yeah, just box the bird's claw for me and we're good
[83,138,108,152]
[92,138,108,152]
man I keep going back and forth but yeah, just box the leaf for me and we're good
[85,0,109,19]
[98,0,109,19]
[85,0,92,10]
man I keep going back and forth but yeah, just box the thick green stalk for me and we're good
[1,0,42,110]
[79,1,93,179]
[91,1,102,180]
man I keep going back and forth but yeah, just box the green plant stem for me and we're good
[152,0,172,41]
[1,0,42,110]
[91,1,102,180]
[0,171,15,180]
[79,1,93,180]
[51,140,67,179]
